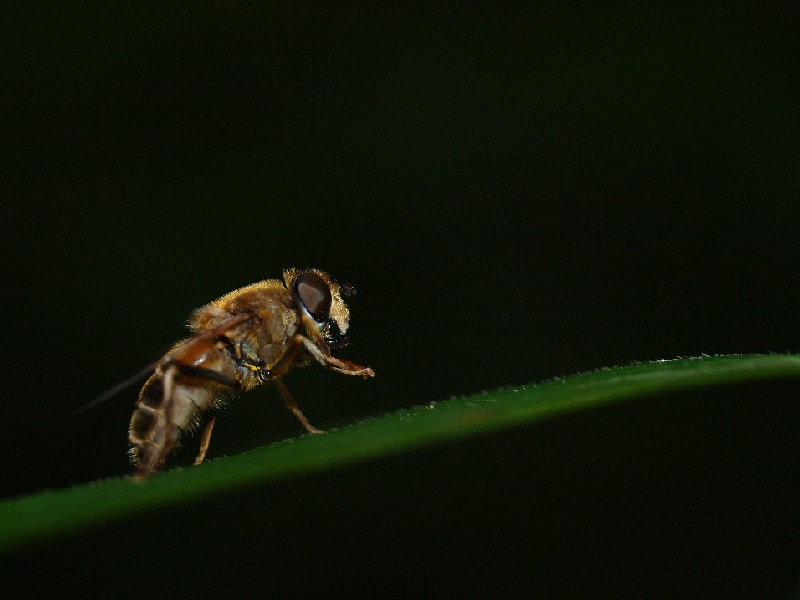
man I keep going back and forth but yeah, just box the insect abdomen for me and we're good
[129,370,217,475]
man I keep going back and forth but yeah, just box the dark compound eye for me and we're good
[294,272,332,322]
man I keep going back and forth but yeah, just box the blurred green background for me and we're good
[3,2,799,597]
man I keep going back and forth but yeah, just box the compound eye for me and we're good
[294,272,332,322]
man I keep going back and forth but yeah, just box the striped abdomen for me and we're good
[128,330,244,476]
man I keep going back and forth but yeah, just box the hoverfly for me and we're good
[125,268,374,477]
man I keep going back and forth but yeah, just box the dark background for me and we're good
[3,2,799,597]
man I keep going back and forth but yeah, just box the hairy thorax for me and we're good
[188,279,301,371]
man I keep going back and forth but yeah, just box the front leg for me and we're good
[297,335,375,378]
[260,333,373,433]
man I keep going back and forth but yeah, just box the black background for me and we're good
[3,2,799,597]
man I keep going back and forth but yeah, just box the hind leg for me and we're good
[194,411,217,465]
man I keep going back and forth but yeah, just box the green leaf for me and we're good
[2,353,799,551]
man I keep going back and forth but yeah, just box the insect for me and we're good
[127,268,374,477]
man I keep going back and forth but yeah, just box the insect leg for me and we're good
[263,333,371,434]
[297,335,375,378]
[194,411,216,465]
[274,378,323,434]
